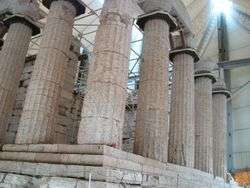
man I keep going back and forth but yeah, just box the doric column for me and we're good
[194,61,216,173]
[15,0,85,144]
[212,78,231,178]
[0,14,40,143]
[77,0,133,149]
[0,21,7,49]
[133,1,177,162]
[168,33,199,167]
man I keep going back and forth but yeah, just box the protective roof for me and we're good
[28,0,250,90]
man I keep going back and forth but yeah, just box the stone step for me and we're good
[0,152,144,173]
[2,144,165,169]
[0,160,230,188]
[0,160,143,184]
[0,145,232,187]
[0,145,220,181]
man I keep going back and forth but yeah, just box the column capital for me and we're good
[194,61,216,83]
[137,10,178,31]
[42,0,86,16]
[4,15,40,36]
[170,47,200,62]
[212,79,231,98]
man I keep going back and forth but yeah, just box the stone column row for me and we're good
[0,14,40,143]
[212,79,231,178]
[0,1,231,178]
[16,0,85,144]
[77,0,133,149]
[194,61,216,173]
[133,9,176,162]
[168,34,199,167]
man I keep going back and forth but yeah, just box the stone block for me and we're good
[0,173,6,182]
[48,177,77,188]
[4,174,32,186]
[0,183,12,188]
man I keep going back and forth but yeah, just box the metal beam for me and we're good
[217,13,229,62]
[219,58,250,70]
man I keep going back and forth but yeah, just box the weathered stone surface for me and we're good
[0,0,40,21]
[0,173,5,182]
[212,79,230,178]
[56,37,82,144]
[78,0,133,148]
[0,172,142,188]
[141,0,172,13]
[0,144,240,187]
[168,53,195,167]
[194,61,216,173]
[4,174,32,186]
[16,0,82,144]
[0,161,239,187]
[4,49,83,144]
[134,17,170,162]
[48,177,77,188]
[0,18,36,143]
[1,144,165,169]
[122,109,136,153]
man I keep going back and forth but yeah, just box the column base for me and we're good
[0,144,236,187]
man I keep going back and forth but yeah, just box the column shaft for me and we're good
[0,22,32,142]
[77,0,133,148]
[213,93,227,177]
[195,77,213,173]
[16,1,77,144]
[168,53,195,167]
[134,19,170,162]
[212,79,230,178]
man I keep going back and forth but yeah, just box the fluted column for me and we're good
[16,0,85,144]
[0,15,40,143]
[77,0,133,149]
[133,4,177,162]
[212,79,231,178]
[168,34,199,167]
[194,61,216,173]
[0,21,7,49]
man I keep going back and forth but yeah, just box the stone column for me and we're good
[133,2,177,162]
[77,0,133,149]
[194,61,216,173]
[212,78,231,178]
[168,34,199,167]
[0,15,40,143]
[15,0,85,144]
[0,21,7,49]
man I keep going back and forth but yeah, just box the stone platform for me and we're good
[0,144,239,188]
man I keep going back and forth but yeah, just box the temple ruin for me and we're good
[0,0,249,187]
